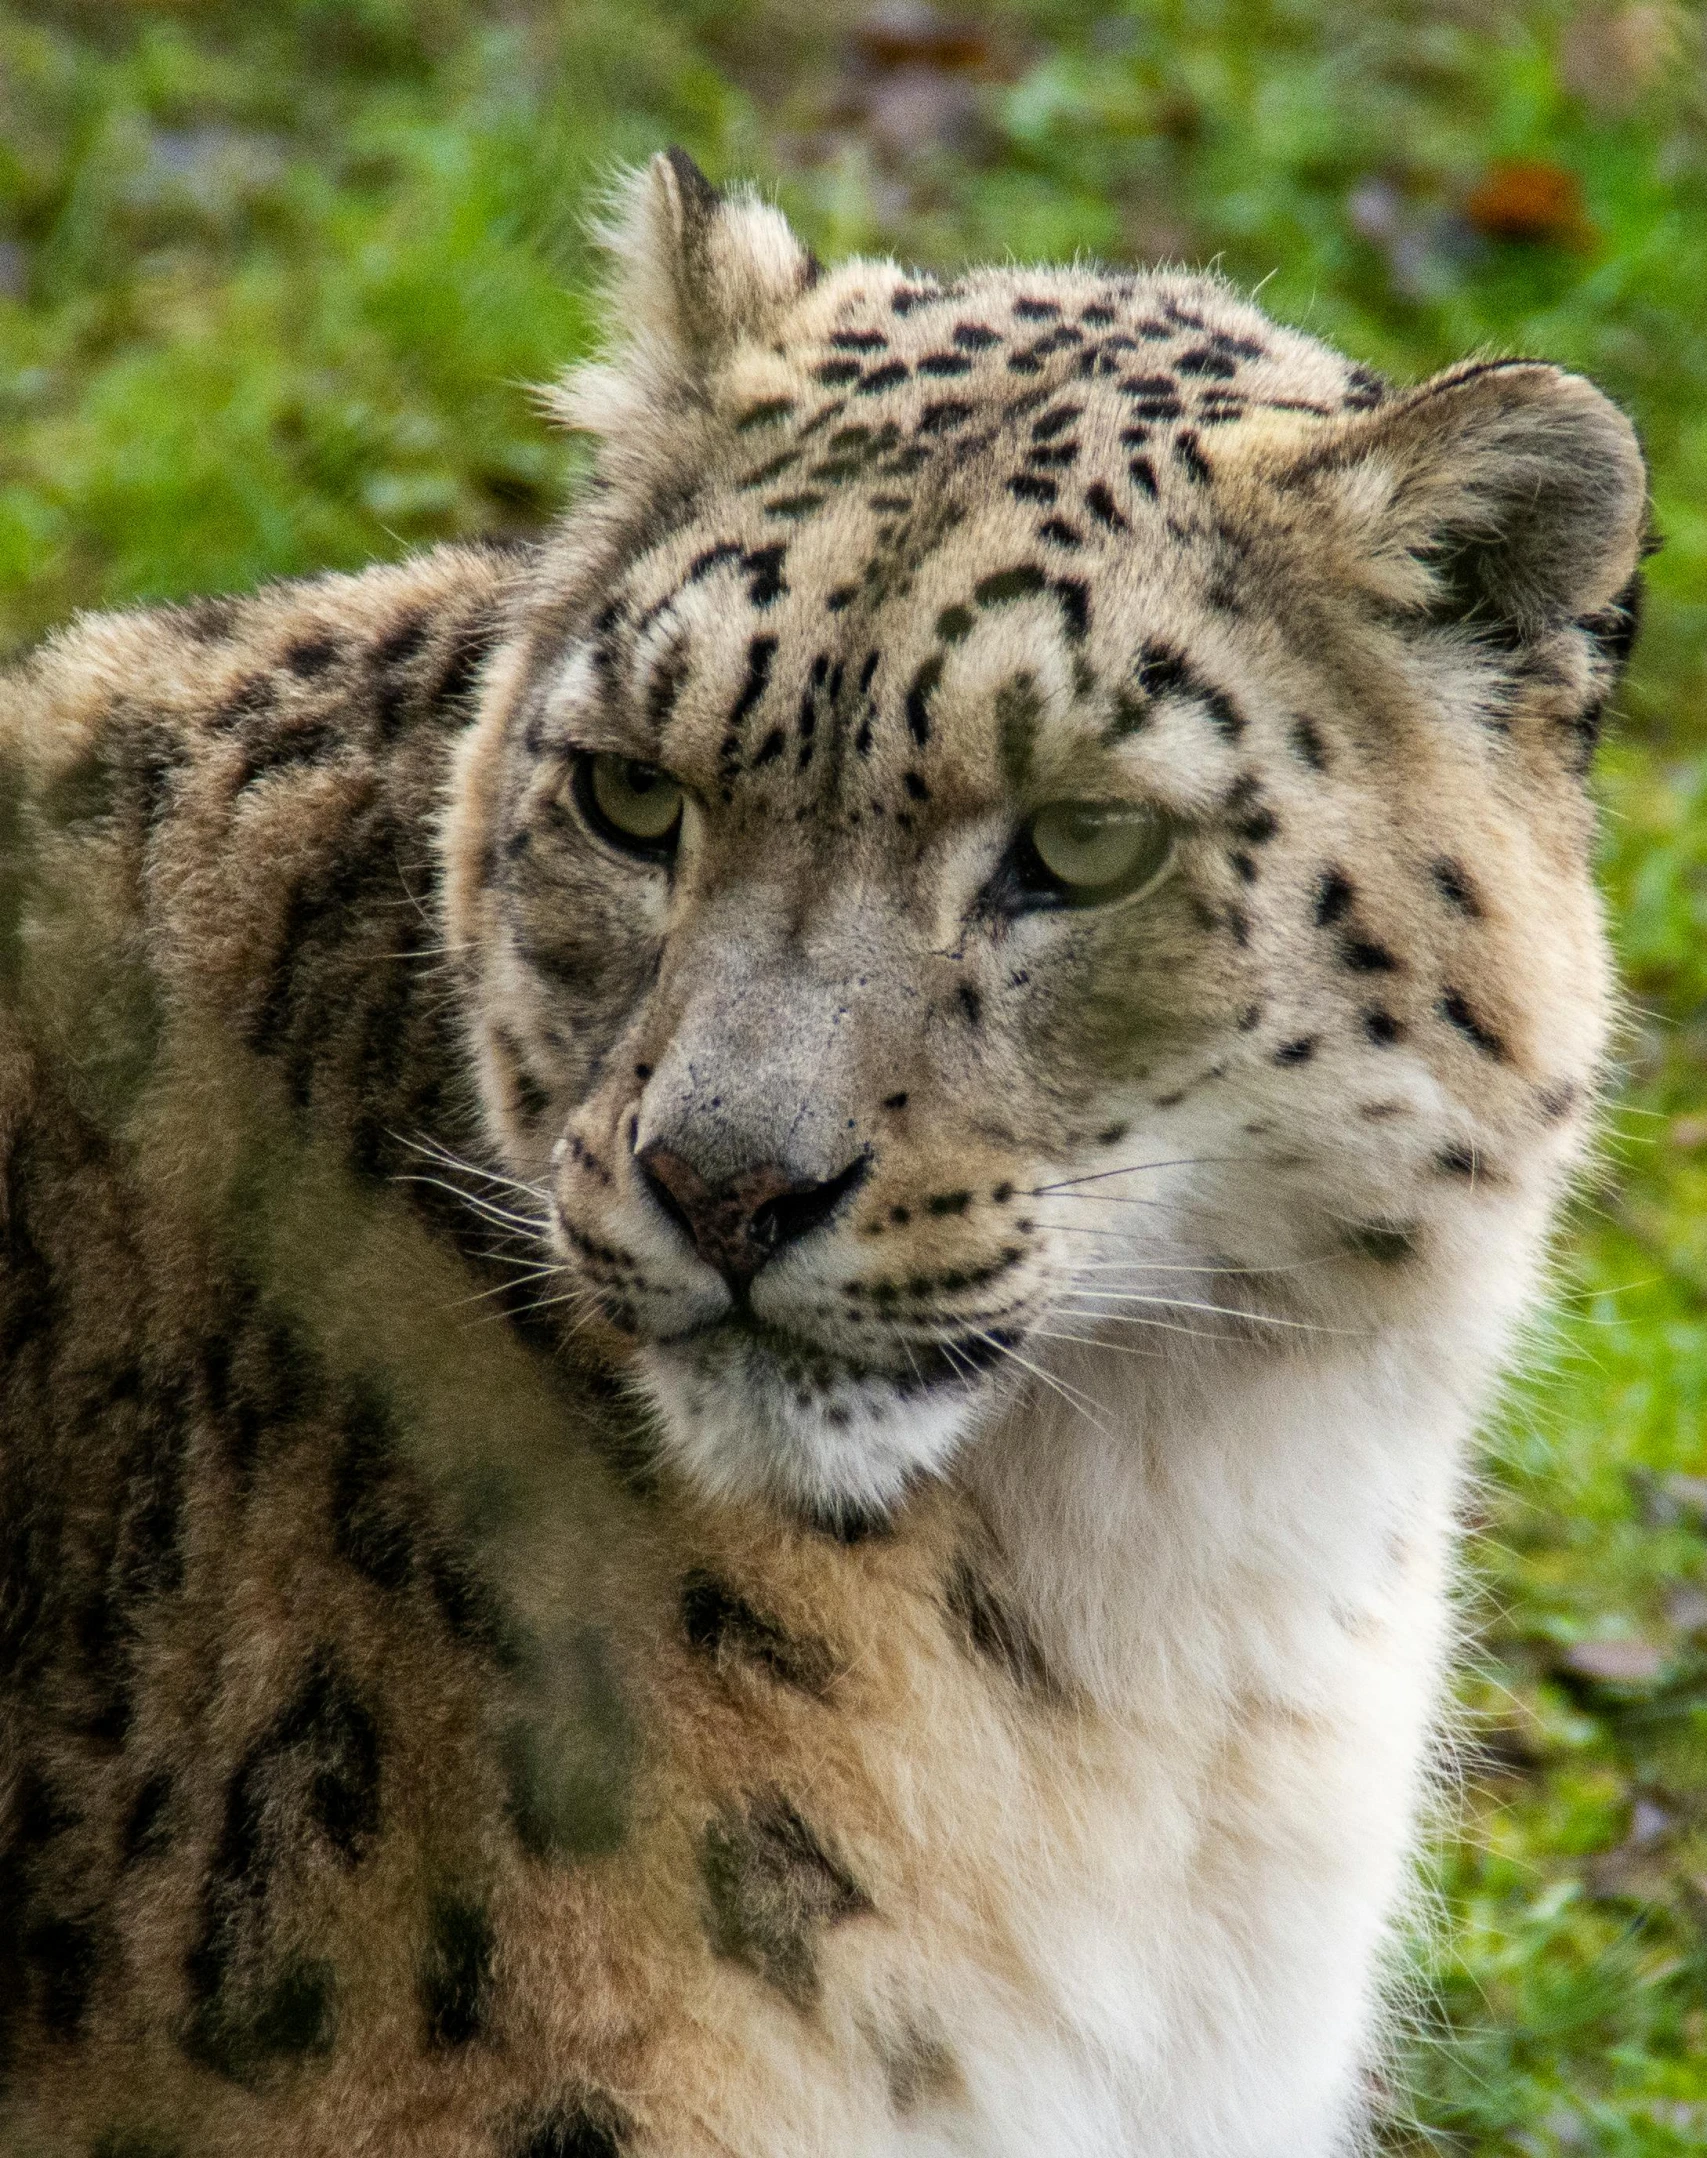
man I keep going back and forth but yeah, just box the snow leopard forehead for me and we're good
[518,246,1385,827]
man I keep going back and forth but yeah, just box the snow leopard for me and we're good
[0,150,1646,2157]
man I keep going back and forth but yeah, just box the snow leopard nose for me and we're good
[636,1143,869,1286]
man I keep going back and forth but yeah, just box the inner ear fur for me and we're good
[546,148,816,445]
[1287,359,1648,644]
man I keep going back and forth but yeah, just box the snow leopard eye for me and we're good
[1012,800,1175,908]
[573,753,685,861]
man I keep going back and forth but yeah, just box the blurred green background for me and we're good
[0,1,1702,2146]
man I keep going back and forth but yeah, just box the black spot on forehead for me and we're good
[1084,482,1127,530]
[1031,404,1082,440]
[743,544,788,607]
[1135,641,1191,695]
[1176,345,1238,379]
[1196,393,1246,426]
[858,360,911,396]
[1053,579,1089,640]
[1121,374,1183,418]
[741,448,800,496]
[1174,431,1213,485]
[975,564,1047,607]
[687,541,744,584]
[375,608,430,670]
[918,399,976,435]
[719,636,779,781]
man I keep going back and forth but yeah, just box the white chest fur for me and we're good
[891,1328,1492,2158]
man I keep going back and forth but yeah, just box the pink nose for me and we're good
[636,1144,868,1286]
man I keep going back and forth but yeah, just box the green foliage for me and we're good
[2,2,1703,2145]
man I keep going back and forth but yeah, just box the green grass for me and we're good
[2,3,1703,2145]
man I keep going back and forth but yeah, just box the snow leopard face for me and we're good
[446,153,1644,1523]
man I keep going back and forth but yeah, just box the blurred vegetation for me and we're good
[0,0,1703,2147]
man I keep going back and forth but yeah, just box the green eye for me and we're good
[1018,800,1175,906]
[574,753,685,859]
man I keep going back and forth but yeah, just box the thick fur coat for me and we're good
[0,154,1646,2156]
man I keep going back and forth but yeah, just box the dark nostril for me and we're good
[637,1143,869,1286]
[750,1155,869,1256]
[639,1151,702,1256]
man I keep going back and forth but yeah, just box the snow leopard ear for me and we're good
[1289,359,1648,645]
[632,148,818,366]
[545,150,817,444]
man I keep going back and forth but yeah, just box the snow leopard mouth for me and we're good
[666,1308,1018,1395]
[639,1312,1009,1514]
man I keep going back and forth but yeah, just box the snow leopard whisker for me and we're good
[450,1264,567,1308]
[1054,1239,1333,1275]
[498,1289,588,1324]
[1028,1326,1168,1361]
[1049,1306,1256,1344]
[972,1328,1112,1432]
[393,1130,552,1206]
[392,1171,551,1239]
[1032,1190,1175,1209]
[1024,1155,1250,1196]
[1059,1288,1346,1332]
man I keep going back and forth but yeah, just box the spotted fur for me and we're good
[0,152,1646,2155]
